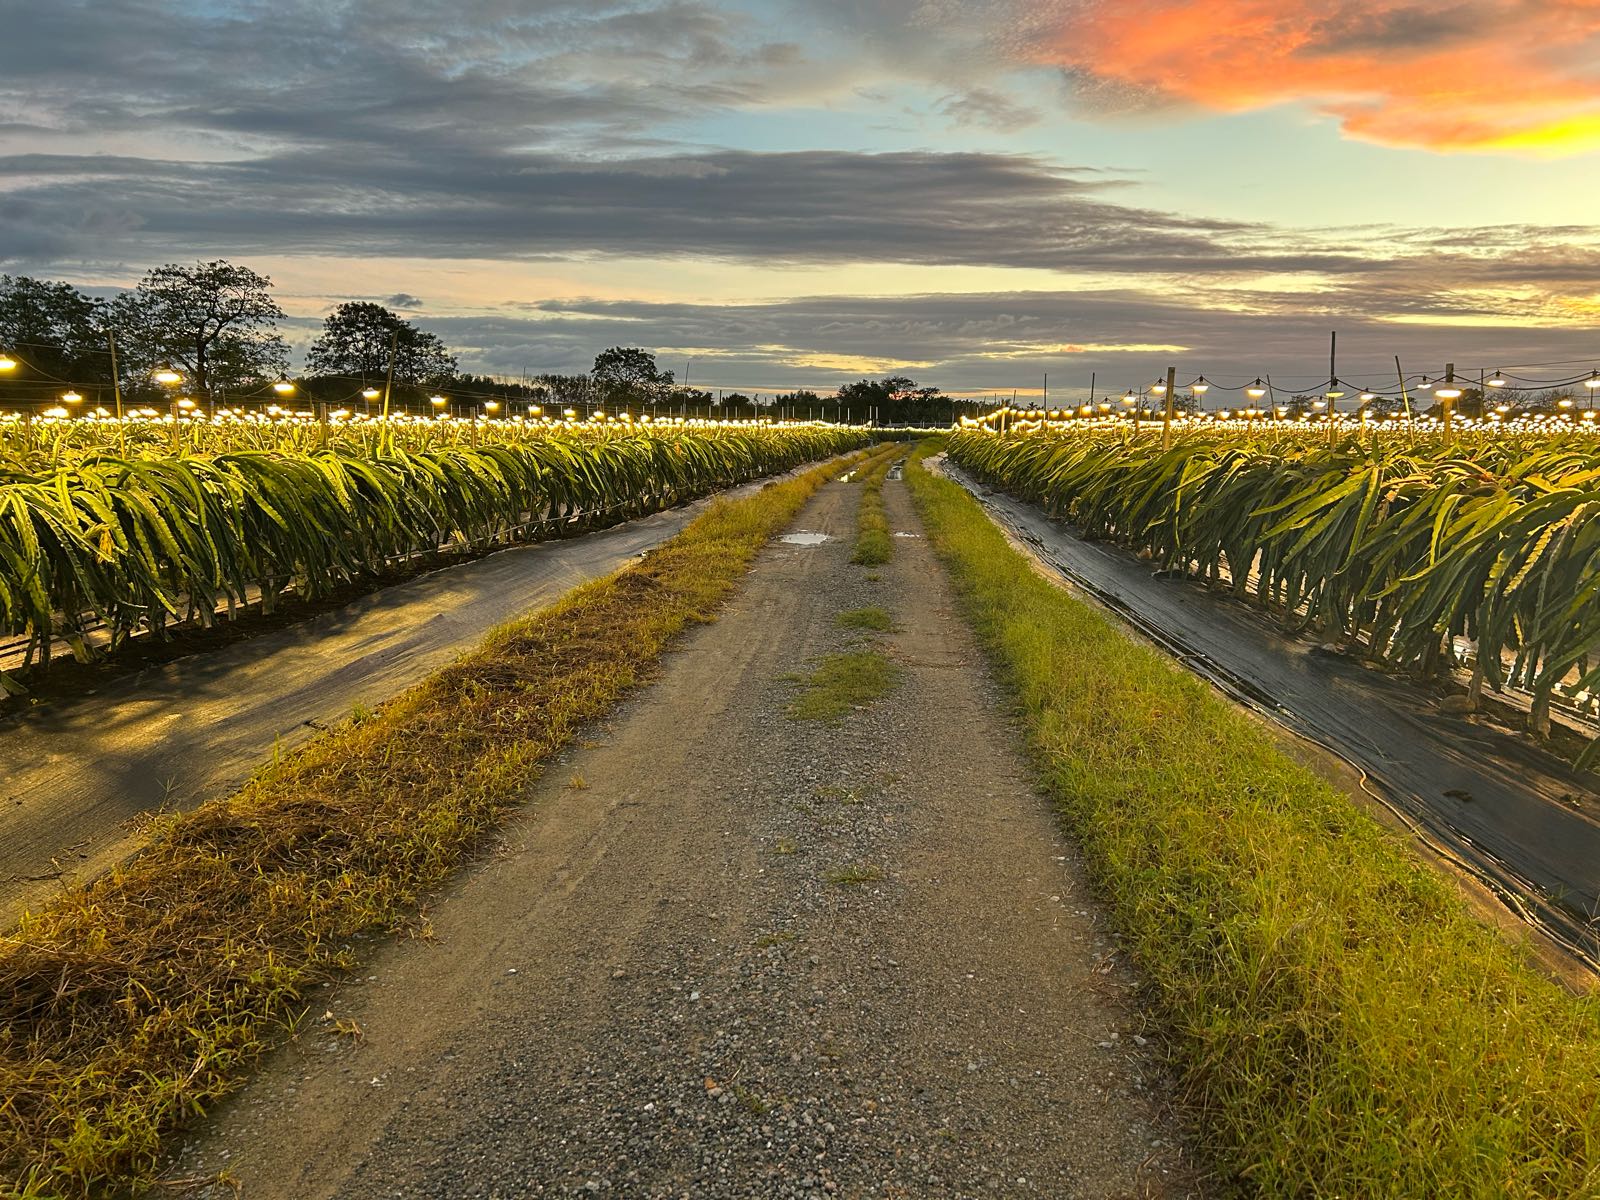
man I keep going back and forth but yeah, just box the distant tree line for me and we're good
[0,263,970,423]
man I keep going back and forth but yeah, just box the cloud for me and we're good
[1010,0,1600,155]
[385,293,424,309]
[936,88,1042,132]
[0,144,1345,276]
[424,281,1600,396]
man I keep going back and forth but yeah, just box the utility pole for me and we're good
[379,327,398,454]
[1395,356,1412,421]
[108,331,126,457]
[1161,364,1177,450]
[1328,330,1339,443]
[1443,362,1456,435]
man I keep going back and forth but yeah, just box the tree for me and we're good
[0,275,109,384]
[836,375,958,425]
[110,260,288,397]
[306,302,457,386]
[591,347,673,401]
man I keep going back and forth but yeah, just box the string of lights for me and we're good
[4,334,1600,420]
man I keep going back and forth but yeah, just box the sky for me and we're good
[2,0,1600,401]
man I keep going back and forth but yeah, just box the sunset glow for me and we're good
[1029,0,1600,154]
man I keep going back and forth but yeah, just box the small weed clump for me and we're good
[787,651,901,722]
[825,864,884,887]
[836,606,895,633]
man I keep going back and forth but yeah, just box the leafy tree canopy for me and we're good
[591,347,674,400]
[0,275,109,384]
[109,260,288,396]
[306,301,458,386]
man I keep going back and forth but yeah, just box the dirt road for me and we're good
[172,470,1200,1198]
[0,479,795,928]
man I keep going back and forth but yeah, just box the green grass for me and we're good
[786,651,901,722]
[835,606,895,633]
[905,441,1600,1199]
[851,451,897,566]
[824,864,884,887]
[814,784,866,805]
[0,448,869,1200]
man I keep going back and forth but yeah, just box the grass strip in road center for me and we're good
[0,451,868,1200]
[905,442,1600,1199]
[850,447,900,566]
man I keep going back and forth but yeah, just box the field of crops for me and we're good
[0,409,760,473]
[949,426,1600,762]
[0,419,868,683]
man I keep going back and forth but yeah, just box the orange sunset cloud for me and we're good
[1026,0,1600,154]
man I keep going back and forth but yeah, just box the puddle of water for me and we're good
[781,532,832,546]
[892,532,922,539]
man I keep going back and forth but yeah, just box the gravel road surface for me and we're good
[172,470,1202,1198]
